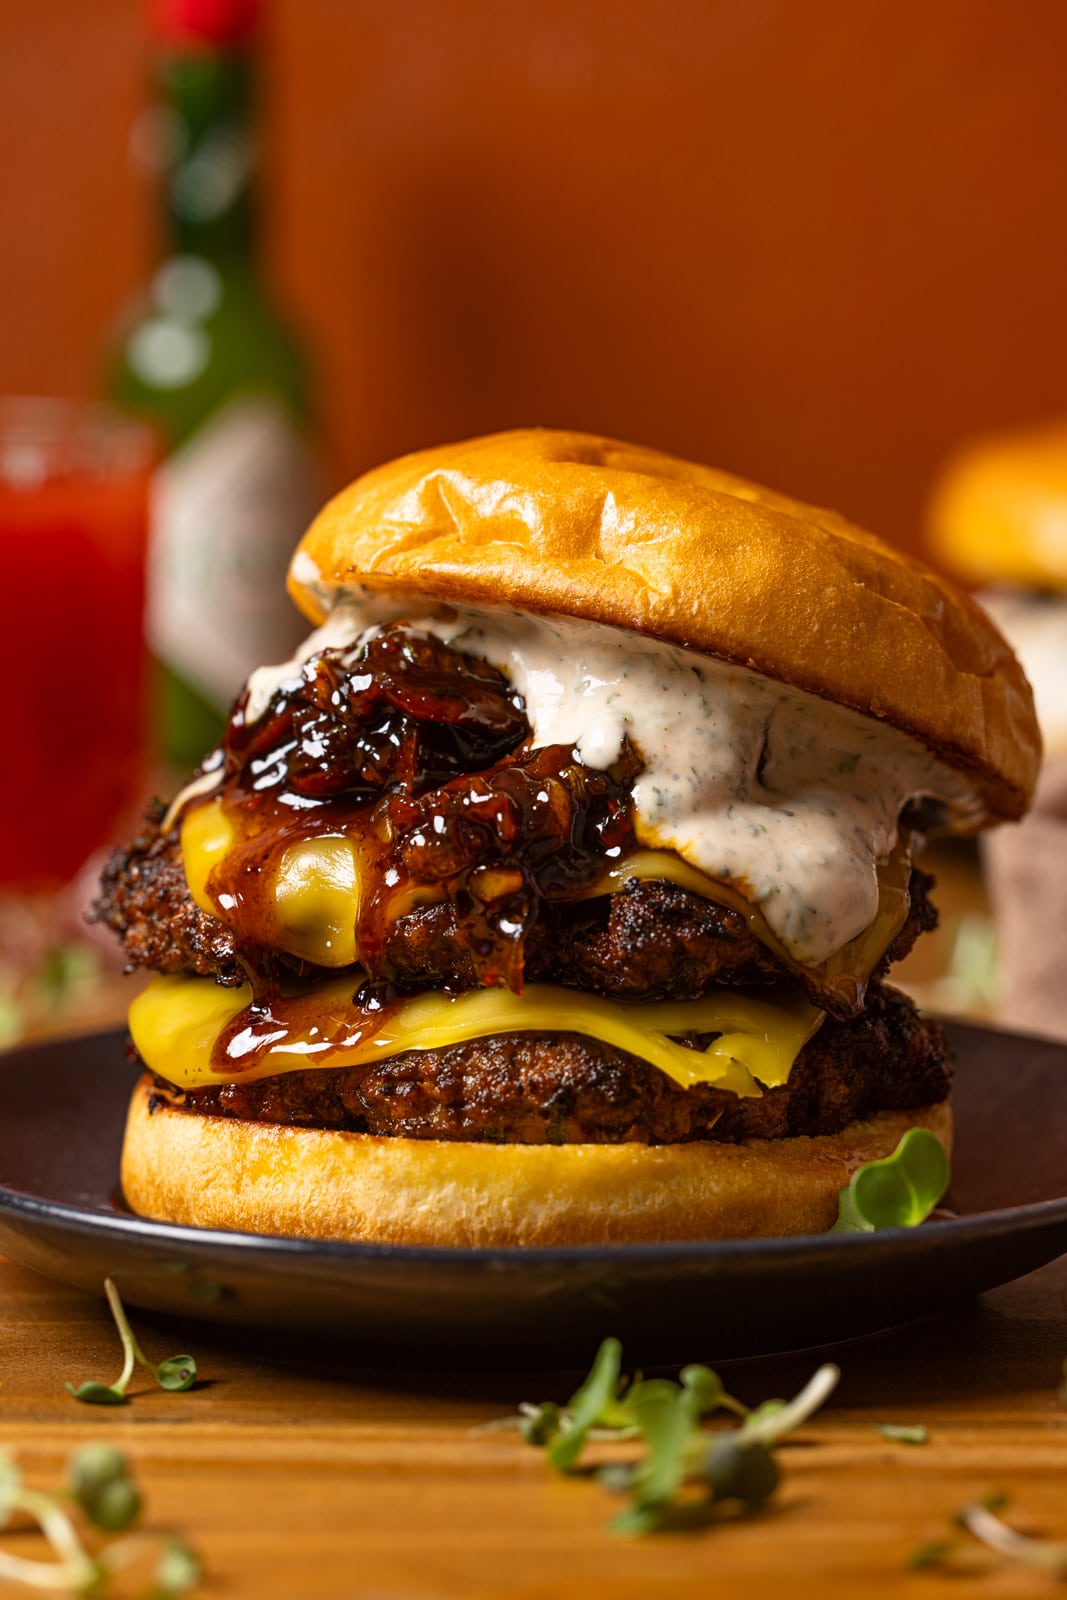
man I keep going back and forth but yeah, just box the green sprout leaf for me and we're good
[154,1356,198,1393]
[547,1338,623,1472]
[739,1398,787,1433]
[503,1341,837,1537]
[518,1402,562,1447]
[68,1279,199,1406]
[679,1364,729,1415]
[82,1478,143,1537]
[877,1422,928,1445]
[68,1444,143,1533]
[66,1381,129,1407]
[154,1538,202,1595]
[609,1377,707,1532]
[831,1128,950,1233]
[907,1538,956,1570]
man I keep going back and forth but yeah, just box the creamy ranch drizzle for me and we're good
[234,596,983,965]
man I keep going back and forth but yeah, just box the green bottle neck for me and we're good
[156,50,260,262]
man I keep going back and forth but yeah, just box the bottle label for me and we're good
[148,396,316,709]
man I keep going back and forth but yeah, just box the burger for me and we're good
[928,416,1067,1039]
[928,414,1067,757]
[95,429,1039,1246]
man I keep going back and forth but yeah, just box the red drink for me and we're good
[0,402,154,888]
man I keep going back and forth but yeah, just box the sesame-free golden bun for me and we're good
[291,429,1040,821]
[121,1077,951,1247]
[928,416,1067,590]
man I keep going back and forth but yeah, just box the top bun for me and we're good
[291,429,1040,820]
[928,417,1067,590]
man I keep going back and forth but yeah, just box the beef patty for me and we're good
[148,982,949,1145]
[94,813,936,1017]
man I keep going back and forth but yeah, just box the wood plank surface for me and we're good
[2,1250,1066,1597]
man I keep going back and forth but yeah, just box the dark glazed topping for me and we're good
[226,626,529,802]
[192,625,641,1004]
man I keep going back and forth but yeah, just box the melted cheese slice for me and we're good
[182,798,234,914]
[130,974,823,1097]
[183,802,366,967]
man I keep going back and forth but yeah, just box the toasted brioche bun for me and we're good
[929,417,1067,590]
[121,1076,951,1247]
[290,429,1039,820]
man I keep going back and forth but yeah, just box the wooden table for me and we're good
[2,1247,1066,1597]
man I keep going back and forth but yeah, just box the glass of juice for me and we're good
[0,400,155,1038]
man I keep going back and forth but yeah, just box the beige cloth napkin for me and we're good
[985,758,1067,1041]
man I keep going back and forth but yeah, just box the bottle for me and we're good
[107,0,316,772]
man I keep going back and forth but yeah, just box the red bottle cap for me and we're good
[151,0,261,48]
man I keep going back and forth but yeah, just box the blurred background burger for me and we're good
[929,418,1067,1041]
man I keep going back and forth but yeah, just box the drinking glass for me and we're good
[0,400,155,1039]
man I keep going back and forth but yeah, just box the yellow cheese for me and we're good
[273,837,362,966]
[181,800,365,968]
[129,974,823,1097]
[588,850,739,905]
[181,798,235,918]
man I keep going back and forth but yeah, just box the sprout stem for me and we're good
[94,1531,160,1573]
[104,1277,146,1388]
[959,1503,1067,1572]
[0,1489,97,1591]
[0,1548,90,1590]
[717,1395,750,1419]
[742,1364,840,1445]
[17,1490,92,1573]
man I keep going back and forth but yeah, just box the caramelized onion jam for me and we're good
[181,626,639,1058]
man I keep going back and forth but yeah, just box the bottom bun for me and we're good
[121,1076,952,1246]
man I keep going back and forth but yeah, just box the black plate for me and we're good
[0,1021,1064,1365]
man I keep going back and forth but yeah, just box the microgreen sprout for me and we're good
[67,1279,197,1406]
[153,1540,202,1596]
[0,1446,200,1595]
[485,1337,839,1534]
[908,1494,1067,1577]
[831,1127,950,1233]
[68,1444,143,1533]
[907,1538,956,1571]
[876,1423,928,1445]
[955,1498,1067,1574]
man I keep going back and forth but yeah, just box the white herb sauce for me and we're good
[242,596,983,965]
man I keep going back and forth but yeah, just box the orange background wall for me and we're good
[2,0,1065,556]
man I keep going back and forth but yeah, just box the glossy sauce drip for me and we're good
[210,979,400,1074]
[191,626,641,1057]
